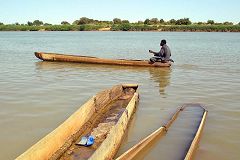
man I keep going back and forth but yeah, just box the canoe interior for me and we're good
[35,52,171,67]
[58,86,138,160]
[17,84,139,160]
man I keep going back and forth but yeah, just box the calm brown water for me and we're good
[0,32,239,159]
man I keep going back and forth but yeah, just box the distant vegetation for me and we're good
[0,17,240,32]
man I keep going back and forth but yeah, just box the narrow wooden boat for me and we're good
[116,104,207,160]
[16,84,139,160]
[184,104,207,160]
[35,52,171,67]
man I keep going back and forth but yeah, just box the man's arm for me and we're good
[149,50,160,55]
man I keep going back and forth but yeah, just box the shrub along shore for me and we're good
[1,17,240,32]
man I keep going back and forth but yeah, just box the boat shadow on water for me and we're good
[35,61,172,96]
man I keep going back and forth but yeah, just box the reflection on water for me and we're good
[148,68,171,95]
[35,61,172,97]
[35,61,149,72]
[35,61,172,99]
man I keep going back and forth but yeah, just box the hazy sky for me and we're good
[0,0,239,24]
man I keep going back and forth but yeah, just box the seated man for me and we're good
[149,39,172,63]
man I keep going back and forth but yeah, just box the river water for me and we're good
[0,31,239,160]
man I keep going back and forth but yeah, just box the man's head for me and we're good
[160,39,167,46]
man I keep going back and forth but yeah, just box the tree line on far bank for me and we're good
[0,17,240,32]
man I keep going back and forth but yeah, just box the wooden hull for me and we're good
[184,105,207,160]
[35,52,171,67]
[116,104,207,160]
[16,84,139,160]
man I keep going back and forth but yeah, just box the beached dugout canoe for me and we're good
[116,104,207,160]
[16,84,139,160]
[35,52,171,67]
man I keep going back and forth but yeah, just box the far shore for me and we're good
[1,25,240,32]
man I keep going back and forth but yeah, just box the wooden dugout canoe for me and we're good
[116,104,207,160]
[16,84,139,160]
[35,52,171,67]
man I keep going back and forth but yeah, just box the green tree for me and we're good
[137,21,143,24]
[61,21,70,25]
[113,18,122,24]
[0,22,4,25]
[44,23,52,26]
[72,20,79,25]
[144,19,150,25]
[33,20,43,26]
[120,23,131,31]
[207,20,214,25]
[100,20,112,25]
[78,17,94,24]
[159,19,165,24]
[79,17,89,24]
[175,18,191,25]
[169,19,176,25]
[27,21,33,26]
[122,20,129,23]
[150,18,159,24]
[15,22,20,25]
[223,21,233,25]
[238,22,240,25]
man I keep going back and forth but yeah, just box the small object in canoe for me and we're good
[76,135,95,146]
[76,136,88,146]
[86,136,94,146]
